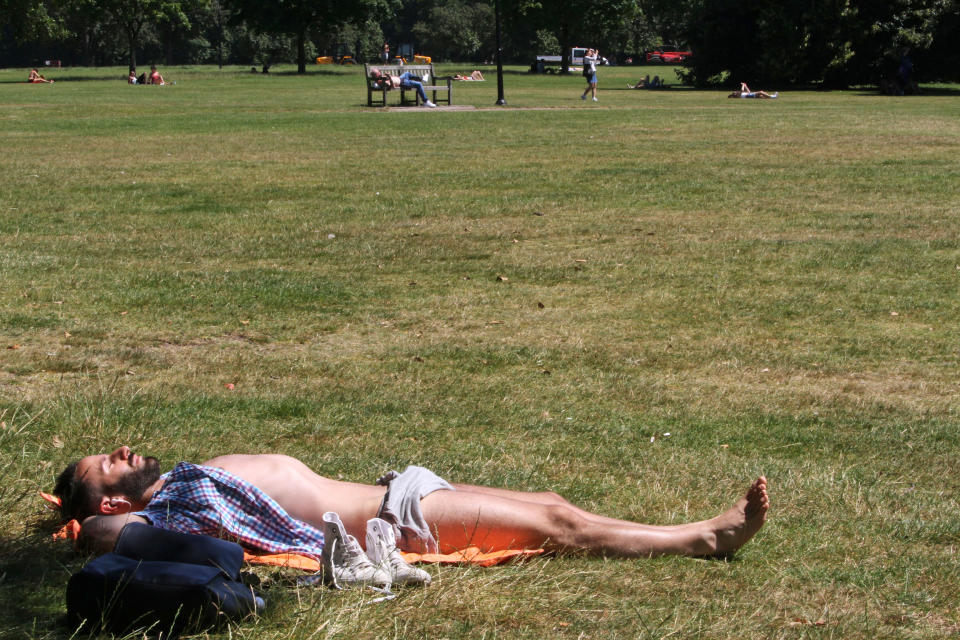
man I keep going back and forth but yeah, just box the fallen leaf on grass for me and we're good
[240,320,250,325]
[496,275,508,282]
[537,302,545,309]
[225,383,235,390]
[890,311,899,316]
[788,618,826,627]
[7,344,19,350]
[52,436,64,449]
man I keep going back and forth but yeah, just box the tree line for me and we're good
[2,0,957,86]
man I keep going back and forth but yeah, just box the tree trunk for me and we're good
[125,19,143,70]
[128,25,137,69]
[165,24,174,66]
[560,25,571,73]
[297,29,306,73]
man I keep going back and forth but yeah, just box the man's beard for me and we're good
[109,456,162,502]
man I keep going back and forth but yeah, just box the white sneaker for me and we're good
[365,518,432,586]
[424,100,437,108]
[322,512,391,589]
[592,97,598,102]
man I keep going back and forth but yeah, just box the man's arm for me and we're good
[79,514,148,555]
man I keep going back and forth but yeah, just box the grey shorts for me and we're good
[376,465,454,553]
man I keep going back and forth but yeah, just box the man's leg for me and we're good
[410,81,428,104]
[399,73,429,104]
[421,477,768,557]
[451,483,686,531]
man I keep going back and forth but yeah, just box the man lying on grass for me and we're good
[54,447,768,573]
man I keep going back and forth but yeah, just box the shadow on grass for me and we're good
[851,86,960,97]
[258,68,357,77]
[0,531,82,638]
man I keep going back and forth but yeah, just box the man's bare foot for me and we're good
[704,476,769,557]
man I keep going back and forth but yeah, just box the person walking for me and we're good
[580,48,601,101]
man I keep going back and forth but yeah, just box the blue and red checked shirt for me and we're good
[133,462,325,559]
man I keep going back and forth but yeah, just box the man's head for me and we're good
[370,68,382,79]
[53,446,162,521]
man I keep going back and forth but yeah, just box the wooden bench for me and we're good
[364,64,453,107]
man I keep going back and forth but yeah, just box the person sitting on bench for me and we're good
[54,446,769,564]
[369,68,437,108]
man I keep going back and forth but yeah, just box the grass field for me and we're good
[1,63,959,639]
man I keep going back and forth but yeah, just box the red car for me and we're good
[646,49,692,63]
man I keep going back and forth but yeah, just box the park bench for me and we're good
[364,63,453,107]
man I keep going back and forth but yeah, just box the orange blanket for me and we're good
[244,546,543,570]
[51,505,543,568]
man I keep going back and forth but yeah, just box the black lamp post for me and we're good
[494,0,506,105]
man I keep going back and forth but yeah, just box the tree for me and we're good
[516,0,640,71]
[411,0,494,62]
[0,0,62,42]
[228,0,397,73]
[677,0,852,86]
[924,0,960,80]
[89,0,203,68]
[675,0,959,87]
[840,0,953,85]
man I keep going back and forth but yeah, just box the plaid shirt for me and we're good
[134,462,325,558]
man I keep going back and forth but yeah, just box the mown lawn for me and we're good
[1,64,959,639]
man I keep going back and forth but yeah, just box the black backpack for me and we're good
[66,522,263,638]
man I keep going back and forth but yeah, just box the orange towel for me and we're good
[54,519,81,541]
[243,551,321,571]
[242,546,543,570]
[399,547,544,567]
[46,494,544,568]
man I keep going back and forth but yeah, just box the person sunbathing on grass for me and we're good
[628,75,662,89]
[54,446,768,567]
[28,68,55,83]
[729,82,777,99]
[147,65,165,85]
[453,71,485,81]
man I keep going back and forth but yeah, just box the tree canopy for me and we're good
[2,0,957,85]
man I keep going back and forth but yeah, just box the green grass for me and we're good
[1,64,959,638]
